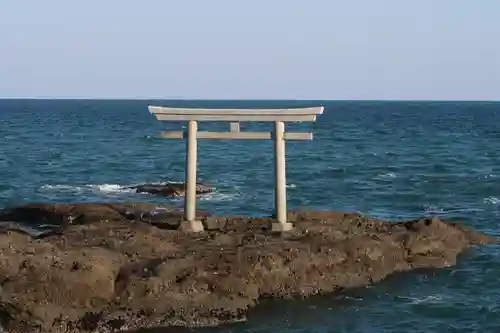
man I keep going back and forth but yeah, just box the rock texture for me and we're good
[127,183,213,197]
[0,203,495,333]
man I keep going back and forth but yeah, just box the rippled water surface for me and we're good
[1,100,500,332]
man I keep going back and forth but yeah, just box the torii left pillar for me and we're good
[179,120,204,232]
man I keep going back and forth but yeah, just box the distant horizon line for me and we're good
[0,97,499,103]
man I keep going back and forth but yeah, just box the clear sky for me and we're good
[0,0,499,100]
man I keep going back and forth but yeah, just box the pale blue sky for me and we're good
[0,0,498,100]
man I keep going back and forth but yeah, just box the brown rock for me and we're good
[128,183,213,197]
[0,204,496,333]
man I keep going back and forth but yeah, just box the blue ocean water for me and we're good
[1,99,500,332]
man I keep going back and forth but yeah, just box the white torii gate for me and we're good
[148,105,324,232]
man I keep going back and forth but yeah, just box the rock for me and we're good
[128,183,213,197]
[0,204,496,333]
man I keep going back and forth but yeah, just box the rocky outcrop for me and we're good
[0,203,495,333]
[127,183,213,197]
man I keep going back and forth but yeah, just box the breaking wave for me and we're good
[38,182,239,202]
[40,183,136,194]
[484,197,500,205]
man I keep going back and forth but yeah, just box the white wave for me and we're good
[424,204,445,214]
[286,183,297,188]
[40,183,134,194]
[375,172,397,180]
[39,184,84,193]
[408,295,444,305]
[484,197,500,205]
[198,191,239,202]
[87,184,135,193]
[165,190,238,203]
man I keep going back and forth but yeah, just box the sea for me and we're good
[1,99,500,332]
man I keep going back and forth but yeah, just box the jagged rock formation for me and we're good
[0,203,495,333]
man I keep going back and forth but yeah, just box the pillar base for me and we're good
[271,222,294,232]
[179,220,204,233]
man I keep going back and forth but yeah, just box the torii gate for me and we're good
[148,105,324,232]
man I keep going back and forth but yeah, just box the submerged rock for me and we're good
[128,183,213,197]
[0,203,496,333]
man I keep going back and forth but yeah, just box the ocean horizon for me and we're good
[2,97,500,102]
